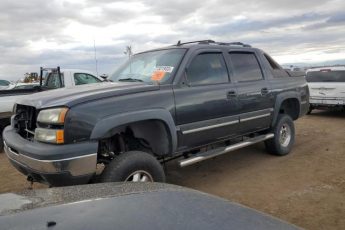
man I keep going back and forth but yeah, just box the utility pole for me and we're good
[94,39,99,76]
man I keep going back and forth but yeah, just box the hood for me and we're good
[0,183,299,230]
[16,82,159,109]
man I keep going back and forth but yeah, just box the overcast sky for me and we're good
[1,0,345,80]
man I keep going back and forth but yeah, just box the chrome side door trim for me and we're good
[240,113,271,122]
[182,120,239,134]
[181,108,274,134]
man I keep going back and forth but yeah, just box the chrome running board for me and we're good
[179,133,274,167]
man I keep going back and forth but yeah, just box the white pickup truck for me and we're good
[0,68,104,150]
[306,66,345,114]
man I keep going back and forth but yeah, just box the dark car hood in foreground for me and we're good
[0,183,299,230]
[16,82,159,109]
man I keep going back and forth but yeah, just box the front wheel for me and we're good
[0,132,4,152]
[100,151,165,183]
[265,114,295,156]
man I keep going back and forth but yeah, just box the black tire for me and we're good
[0,133,3,152]
[265,114,295,156]
[100,151,165,183]
[307,106,313,115]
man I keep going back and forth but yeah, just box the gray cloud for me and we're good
[0,0,345,80]
[207,13,325,35]
[303,12,345,30]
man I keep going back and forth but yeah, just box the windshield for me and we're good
[306,70,345,82]
[110,49,186,83]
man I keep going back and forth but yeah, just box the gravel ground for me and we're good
[1,110,344,229]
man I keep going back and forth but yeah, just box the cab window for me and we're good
[306,70,345,82]
[74,73,101,85]
[262,53,289,78]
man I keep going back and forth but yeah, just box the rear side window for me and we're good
[306,70,345,82]
[229,52,263,82]
[186,53,229,85]
[74,73,101,85]
[262,53,289,78]
[263,53,280,70]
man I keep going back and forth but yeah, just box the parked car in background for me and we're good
[306,66,345,114]
[11,83,40,90]
[43,68,103,89]
[3,40,309,186]
[0,79,11,90]
[0,67,105,150]
[0,183,299,230]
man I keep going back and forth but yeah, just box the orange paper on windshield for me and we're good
[151,70,166,81]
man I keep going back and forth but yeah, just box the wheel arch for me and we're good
[272,92,301,127]
[90,109,177,155]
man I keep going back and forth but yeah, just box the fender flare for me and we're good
[272,91,301,127]
[90,109,178,153]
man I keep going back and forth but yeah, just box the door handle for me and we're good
[227,91,237,99]
[261,88,269,95]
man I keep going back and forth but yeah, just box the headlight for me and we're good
[37,108,68,124]
[35,128,64,144]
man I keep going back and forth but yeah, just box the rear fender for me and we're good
[272,92,301,126]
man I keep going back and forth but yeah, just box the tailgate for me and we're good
[306,69,345,100]
[308,82,345,98]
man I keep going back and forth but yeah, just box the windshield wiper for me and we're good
[118,78,144,82]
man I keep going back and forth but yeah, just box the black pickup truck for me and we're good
[3,40,309,186]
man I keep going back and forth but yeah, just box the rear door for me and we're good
[174,49,240,149]
[227,51,274,134]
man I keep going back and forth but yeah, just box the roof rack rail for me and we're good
[175,40,251,47]
[176,40,215,46]
[215,42,252,47]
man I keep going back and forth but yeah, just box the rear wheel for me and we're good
[100,151,165,182]
[0,134,4,153]
[265,114,295,156]
[0,127,4,152]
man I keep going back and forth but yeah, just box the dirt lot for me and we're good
[1,110,344,229]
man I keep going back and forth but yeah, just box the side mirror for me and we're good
[100,74,109,81]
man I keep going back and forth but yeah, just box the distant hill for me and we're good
[281,59,345,69]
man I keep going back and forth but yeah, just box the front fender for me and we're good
[90,109,178,153]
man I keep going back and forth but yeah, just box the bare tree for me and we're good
[124,45,133,58]
[124,45,133,72]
